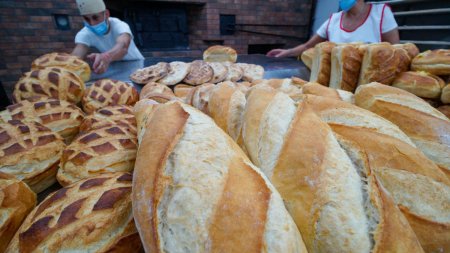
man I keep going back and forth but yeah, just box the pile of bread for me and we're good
[301,42,450,117]
[1,45,449,253]
[129,45,265,86]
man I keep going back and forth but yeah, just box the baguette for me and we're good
[392,71,445,99]
[309,42,336,86]
[329,44,362,92]
[301,82,354,104]
[358,43,399,85]
[300,47,314,70]
[411,49,450,75]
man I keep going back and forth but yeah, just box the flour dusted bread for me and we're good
[207,62,228,83]
[139,82,176,103]
[31,52,91,82]
[130,62,170,85]
[157,61,190,86]
[79,105,136,133]
[13,67,85,104]
[82,79,138,114]
[6,172,142,253]
[183,60,213,85]
[0,172,36,253]
[300,47,314,70]
[203,45,238,63]
[411,49,450,75]
[309,41,336,86]
[173,84,194,100]
[358,43,399,85]
[133,101,307,253]
[302,82,354,104]
[57,123,137,186]
[224,62,244,82]
[442,83,450,104]
[186,82,215,113]
[0,97,85,142]
[236,63,265,82]
[392,71,445,99]
[0,120,65,193]
[329,44,362,92]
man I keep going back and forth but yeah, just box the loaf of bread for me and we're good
[393,47,412,74]
[241,87,424,252]
[0,120,65,193]
[132,99,159,144]
[437,105,450,118]
[309,42,336,86]
[82,79,139,114]
[185,82,216,113]
[13,67,85,104]
[173,83,194,100]
[157,61,191,86]
[6,172,142,253]
[329,44,362,92]
[411,49,450,75]
[203,45,238,63]
[355,82,450,178]
[392,71,445,99]
[0,97,85,143]
[235,63,265,82]
[139,82,177,103]
[358,43,399,85]
[183,60,213,85]
[302,82,354,103]
[79,105,136,133]
[57,124,137,186]
[31,52,91,82]
[300,47,314,70]
[133,101,307,253]
[394,43,420,59]
[0,172,36,252]
[252,79,302,100]
[442,83,450,104]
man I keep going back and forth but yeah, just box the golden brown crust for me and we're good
[78,105,136,134]
[31,52,91,82]
[394,43,420,59]
[358,44,399,85]
[139,82,176,103]
[442,83,450,104]
[203,45,238,63]
[183,60,213,85]
[173,83,194,100]
[13,67,85,104]
[411,49,450,75]
[300,47,314,70]
[437,105,450,119]
[302,82,341,100]
[129,62,170,84]
[392,71,445,99]
[0,172,36,252]
[310,42,336,86]
[82,79,139,114]
[394,47,412,74]
[329,44,362,92]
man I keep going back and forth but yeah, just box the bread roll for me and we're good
[300,47,314,70]
[183,60,213,85]
[185,82,215,113]
[394,43,420,59]
[207,62,228,83]
[411,49,450,75]
[355,82,450,178]
[309,42,336,86]
[393,47,412,74]
[302,82,354,104]
[203,45,238,63]
[139,82,176,103]
[235,63,265,82]
[157,61,190,86]
[0,172,36,252]
[0,120,65,193]
[241,89,424,252]
[329,44,362,92]
[173,83,194,101]
[392,71,445,99]
[6,172,142,253]
[224,62,244,82]
[31,52,91,82]
[57,124,137,186]
[133,101,307,253]
[437,105,450,118]
[82,79,139,114]
[0,97,85,143]
[442,83,450,104]
[129,62,170,85]
[79,105,136,133]
[13,67,85,104]
[358,43,399,85]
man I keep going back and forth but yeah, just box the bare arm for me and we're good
[87,33,132,74]
[382,28,400,44]
[71,44,89,59]
[267,34,326,58]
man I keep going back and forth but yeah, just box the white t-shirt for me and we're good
[75,17,144,60]
[316,4,398,43]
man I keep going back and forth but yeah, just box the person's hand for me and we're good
[87,52,112,74]
[266,49,292,58]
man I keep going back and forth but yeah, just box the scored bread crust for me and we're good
[309,42,336,86]
[208,62,228,83]
[329,44,362,92]
[79,105,136,134]
[0,120,65,193]
[183,60,213,85]
[358,44,399,86]
[130,62,170,85]
[13,67,85,104]
[6,172,142,253]
[82,79,139,114]
[31,52,91,82]
[392,71,445,99]
[0,172,36,253]
[203,45,238,63]
[411,49,450,75]
[158,61,191,86]
[132,101,307,253]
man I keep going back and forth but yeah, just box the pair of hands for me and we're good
[87,52,113,74]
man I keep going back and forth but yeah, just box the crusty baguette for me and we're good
[411,49,450,75]
[358,43,399,86]
[203,45,237,63]
[392,71,445,99]
[309,42,336,86]
[132,101,307,253]
[300,47,314,70]
[329,44,362,92]
[301,82,354,104]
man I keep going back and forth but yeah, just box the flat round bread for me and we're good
[224,63,243,82]
[183,60,213,86]
[208,62,228,83]
[158,61,191,86]
[236,63,265,82]
[130,62,170,85]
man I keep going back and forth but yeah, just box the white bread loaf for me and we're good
[132,101,307,253]
[358,43,399,86]
[132,99,159,144]
[329,44,362,92]
[139,82,177,103]
[185,82,216,113]
[392,71,445,99]
[411,49,450,75]
[301,82,354,104]
[309,42,336,86]
[355,82,450,178]
[203,45,237,63]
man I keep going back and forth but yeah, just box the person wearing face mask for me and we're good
[71,0,144,74]
[267,0,399,58]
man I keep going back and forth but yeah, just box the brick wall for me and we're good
[0,0,313,98]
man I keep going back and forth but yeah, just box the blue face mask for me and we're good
[339,0,357,12]
[84,13,109,36]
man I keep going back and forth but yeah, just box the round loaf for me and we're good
[57,124,137,186]
[0,120,65,193]
[13,67,85,104]
[31,52,91,82]
[392,71,445,99]
[139,82,176,103]
[157,61,190,86]
[6,172,142,253]
[0,97,85,143]
[79,105,136,133]
[183,60,213,85]
[442,84,450,104]
[224,63,243,82]
[0,172,36,253]
[236,63,265,82]
[203,45,237,63]
[411,49,450,75]
[130,62,170,85]
[173,83,194,101]
[208,62,228,83]
[82,79,139,114]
